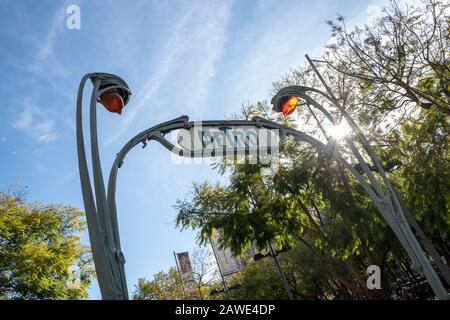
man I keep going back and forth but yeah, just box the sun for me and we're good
[330,120,352,140]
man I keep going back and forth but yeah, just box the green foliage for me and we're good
[0,191,93,299]
[133,268,186,300]
[388,108,450,257]
[231,258,287,300]
[133,247,219,300]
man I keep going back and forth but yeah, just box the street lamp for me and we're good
[76,72,131,300]
[269,55,449,300]
[97,78,131,114]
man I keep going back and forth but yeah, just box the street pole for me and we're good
[76,74,119,299]
[267,242,294,300]
[76,73,131,300]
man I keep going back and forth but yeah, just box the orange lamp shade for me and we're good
[99,91,125,114]
[281,96,299,116]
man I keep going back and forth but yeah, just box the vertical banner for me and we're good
[211,230,246,276]
[175,251,198,298]
[177,252,193,275]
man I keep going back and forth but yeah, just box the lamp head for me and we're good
[91,73,131,115]
[271,87,303,116]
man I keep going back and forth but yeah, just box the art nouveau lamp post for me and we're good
[76,73,131,299]
[76,61,448,299]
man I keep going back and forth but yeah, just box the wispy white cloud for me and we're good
[208,0,327,114]
[28,3,68,77]
[103,0,232,146]
[347,0,387,27]
[11,101,57,143]
[8,3,71,143]
[366,4,383,22]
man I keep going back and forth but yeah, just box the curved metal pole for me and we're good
[90,79,108,234]
[305,55,392,185]
[106,116,192,299]
[277,83,389,198]
[88,77,127,299]
[282,121,447,299]
[76,75,118,299]
[304,58,422,255]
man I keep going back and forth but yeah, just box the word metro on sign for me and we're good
[176,124,280,157]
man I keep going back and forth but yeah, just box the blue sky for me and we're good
[0,0,387,299]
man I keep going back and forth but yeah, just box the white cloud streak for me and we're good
[103,0,232,147]
[12,101,57,143]
[9,3,70,143]
[28,4,68,77]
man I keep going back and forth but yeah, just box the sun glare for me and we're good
[330,120,352,140]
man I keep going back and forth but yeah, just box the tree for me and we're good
[175,137,397,299]
[190,247,219,300]
[231,257,287,300]
[324,0,450,116]
[175,0,449,300]
[229,241,357,300]
[0,191,93,299]
[386,108,450,258]
[133,247,219,300]
[133,268,185,300]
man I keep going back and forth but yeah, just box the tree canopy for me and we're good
[0,191,93,299]
[133,268,185,300]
